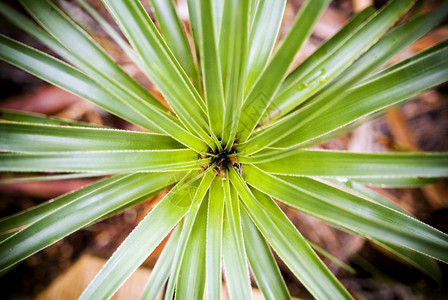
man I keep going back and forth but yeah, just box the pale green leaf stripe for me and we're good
[0,175,126,235]
[141,224,182,300]
[332,179,408,214]
[149,0,201,92]
[240,149,448,178]
[165,173,215,299]
[192,0,225,138]
[229,168,352,300]
[0,172,182,271]
[0,150,206,173]
[241,209,290,300]
[0,35,208,152]
[331,179,441,280]
[266,0,414,122]
[0,122,184,153]
[102,0,217,149]
[76,0,138,63]
[79,173,200,300]
[206,178,225,300]
[237,0,331,142]
[0,35,156,133]
[0,1,170,138]
[176,199,208,300]
[0,109,94,127]
[273,44,448,149]
[222,178,252,300]
[307,6,448,112]
[243,165,448,263]
[244,0,286,95]
[0,173,108,184]
[19,0,168,113]
[360,39,448,85]
[241,42,448,153]
[221,0,251,150]
[276,6,374,96]
[15,0,211,151]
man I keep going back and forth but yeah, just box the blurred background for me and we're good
[0,0,447,299]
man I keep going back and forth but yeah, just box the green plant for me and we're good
[0,0,447,299]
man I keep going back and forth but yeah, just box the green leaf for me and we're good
[0,35,153,133]
[265,0,414,122]
[0,175,121,235]
[141,224,182,300]
[353,177,438,188]
[240,42,448,153]
[0,150,206,173]
[0,109,94,127]
[222,177,252,300]
[220,0,251,150]
[276,6,374,97]
[0,35,208,152]
[0,122,184,153]
[0,172,183,271]
[149,0,201,92]
[189,0,225,139]
[101,0,218,150]
[176,197,209,300]
[306,5,448,114]
[229,168,353,300]
[164,172,215,299]
[244,0,286,95]
[0,173,108,184]
[330,179,441,281]
[79,172,200,299]
[243,165,448,263]
[240,149,448,179]
[206,177,225,300]
[76,0,139,63]
[236,0,331,142]
[241,209,290,300]
[19,0,168,113]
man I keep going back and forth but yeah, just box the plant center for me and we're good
[207,147,238,177]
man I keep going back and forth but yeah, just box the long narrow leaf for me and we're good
[0,35,207,152]
[240,42,448,153]
[189,0,225,139]
[101,0,218,150]
[236,0,331,142]
[0,109,94,127]
[243,165,448,263]
[241,209,290,300]
[0,122,184,153]
[176,198,208,300]
[266,0,414,121]
[206,177,225,300]
[229,168,353,300]
[149,0,201,92]
[0,150,207,173]
[79,172,200,299]
[165,172,215,299]
[220,0,251,150]
[0,172,183,271]
[244,0,286,95]
[222,178,252,300]
[20,0,168,113]
[240,149,448,179]
[307,5,448,112]
[141,224,182,300]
